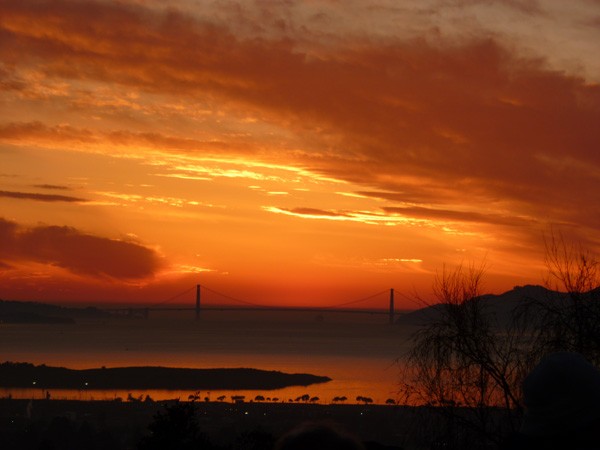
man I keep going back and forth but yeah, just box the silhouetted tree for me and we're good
[137,402,212,450]
[406,234,600,449]
[406,263,529,449]
[295,394,310,402]
[519,231,600,364]
[356,396,373,405]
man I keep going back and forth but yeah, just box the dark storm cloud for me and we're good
[0,218,162,279]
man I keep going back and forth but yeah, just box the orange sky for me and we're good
[1,0,599,308]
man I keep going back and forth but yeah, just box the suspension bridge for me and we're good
[105,285,400,324]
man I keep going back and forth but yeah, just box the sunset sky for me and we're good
[1,0,599,308]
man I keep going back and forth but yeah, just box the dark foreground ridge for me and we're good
[0,399,407,449]
[0,362,331,390]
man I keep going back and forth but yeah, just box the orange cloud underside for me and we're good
[0,0,599,306]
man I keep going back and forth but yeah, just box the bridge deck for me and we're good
[104,306,389,315]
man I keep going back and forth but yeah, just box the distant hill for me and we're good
[0,299,110,324]
[395,285,568,326]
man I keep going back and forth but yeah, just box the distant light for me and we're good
[84,382,88,386]
[32,381,36,385]
[244,411,248,415]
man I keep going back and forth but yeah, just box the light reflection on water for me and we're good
[0,310,416,404]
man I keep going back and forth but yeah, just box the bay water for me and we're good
[0,310,415,404]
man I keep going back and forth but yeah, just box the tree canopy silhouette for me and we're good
[404,233,600,449]
[137,402,212,450]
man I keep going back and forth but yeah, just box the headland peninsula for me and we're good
[0,362,331,390]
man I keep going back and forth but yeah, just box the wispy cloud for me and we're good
[263,206,429,227]
[92,191,222,209]
[312,254,428,274]
[0,190,86,203]
[382,206,534,227]
[32,184,70,190]
[0,122,250,155]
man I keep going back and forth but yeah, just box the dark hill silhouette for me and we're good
[396,285,567,326]
[0,362,331,390]
[0,299,109,324]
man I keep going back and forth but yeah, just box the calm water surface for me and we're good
[0,310,416,404]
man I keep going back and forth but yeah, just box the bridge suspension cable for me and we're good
[149,286,197,307]
[200,285,266,308]
[200,284,391,310]
[320,289,390,309]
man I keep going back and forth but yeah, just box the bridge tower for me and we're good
[195,284,201,320]
[389,288,395,325]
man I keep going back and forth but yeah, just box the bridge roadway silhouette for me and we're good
[104,285,399,324]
